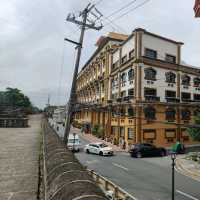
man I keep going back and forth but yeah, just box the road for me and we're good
[53,122,200,200]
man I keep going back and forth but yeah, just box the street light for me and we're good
[171,152,176,200]
[72,132,76,153]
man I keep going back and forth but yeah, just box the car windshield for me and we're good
[68,139,79,143]
[99,143,108,148]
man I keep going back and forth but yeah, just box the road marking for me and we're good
[86,160,99,164]
[176,190,199,200]
[112,162,129,171]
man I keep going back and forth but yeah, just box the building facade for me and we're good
[194,0,200,17]
[74,28,200,148]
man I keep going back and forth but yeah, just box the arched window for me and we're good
[128,107,134,117]
[144,67,157,80]
[165,108,176,121]
[121,73,126,82]
[181,74,191,86]
[144,106,156,120]
[181,109,191,120]
[193,77,200,87]
[128,69,134,81]
[165,71,176,83]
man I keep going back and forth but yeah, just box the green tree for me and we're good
[187,113,200,141]
[5,87,32,108]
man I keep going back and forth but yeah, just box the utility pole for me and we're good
[63,3,103,144]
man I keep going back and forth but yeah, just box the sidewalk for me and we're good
[71,127,127,152]
[0,115,42,200]
[176,157,200,182]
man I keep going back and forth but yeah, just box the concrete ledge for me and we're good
[42,119,108,200]
[176,158,200,182]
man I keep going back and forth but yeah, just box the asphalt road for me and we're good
[52,122,200,200]
[75,136,200,200]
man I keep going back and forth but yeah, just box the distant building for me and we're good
[52,106,66,124]
[194,0,200,17]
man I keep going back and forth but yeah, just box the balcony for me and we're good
[182,98,191,103]
[166,97,180,103]
[145,95,160,102]
[122,95,134,102]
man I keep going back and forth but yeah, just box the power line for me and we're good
[104,0,151,27]
[105,0,137,19]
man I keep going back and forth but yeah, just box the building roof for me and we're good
[79,32,128,73]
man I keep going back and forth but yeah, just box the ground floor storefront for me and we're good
[74,103,200,148]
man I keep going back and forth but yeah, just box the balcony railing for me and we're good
[145,95,160,102]
[165,97,180,103]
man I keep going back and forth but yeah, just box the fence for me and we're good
[88,170,137,200]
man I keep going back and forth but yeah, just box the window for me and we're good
[181,74,190,86]
[194,94,200,101]
[121,73,126,83]
[129,50,134,59]
[181,109,191,120]
[111,79,115,89]
[165,129,176,138]
[120,127,125,137]
[121,91,126,97]
[165,108,176,121]
[143,129,156,140]
[112,60,119,69]
[165,90,176,98]
[165,54,176,63]
[121,55,127,64]
[144,88,157,97]
[193,77,200,87]
[128,69,134,81]
[144,67,157,80]
[128,128,134,139]
[128,89,134,97]
[144,106,156,120]
[181,92,191,101]
[165,71,176,83]
[127,107,134,117]
[145,48,157,59]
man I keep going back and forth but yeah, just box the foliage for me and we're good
[92,124,104,138]
[0,88,35,114]
[187,113,200,141]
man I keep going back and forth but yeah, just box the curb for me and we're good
[175,158,200,182]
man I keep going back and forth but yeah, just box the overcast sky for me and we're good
[0,0,199,108]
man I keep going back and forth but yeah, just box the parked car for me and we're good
[67,134,81,152]
[129,143,166,158]
[85,142,114,156]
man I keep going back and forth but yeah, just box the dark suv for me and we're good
[129,143,166,158]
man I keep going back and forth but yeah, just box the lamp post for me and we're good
[72,132,76,153]
[171,152,176,200]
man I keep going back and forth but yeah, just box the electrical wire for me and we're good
[104,0,151,27]
[105,0,137,19]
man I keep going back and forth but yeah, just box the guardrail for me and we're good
[88,169,137,200]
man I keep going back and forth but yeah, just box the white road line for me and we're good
[112,162,129,171]
[176,190,199,200]
[86,160,99,164]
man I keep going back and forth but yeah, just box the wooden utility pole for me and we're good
[63,3,103,144]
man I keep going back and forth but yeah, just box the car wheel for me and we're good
[86,149,90,154]
[136,152,142,158]
[99,151,103,156]
[160,151,165,157]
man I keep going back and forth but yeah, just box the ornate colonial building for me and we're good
[74,28,200,148]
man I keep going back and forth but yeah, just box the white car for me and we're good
[84,142,114,156]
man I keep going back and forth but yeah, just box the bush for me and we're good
[92,124,104,138]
